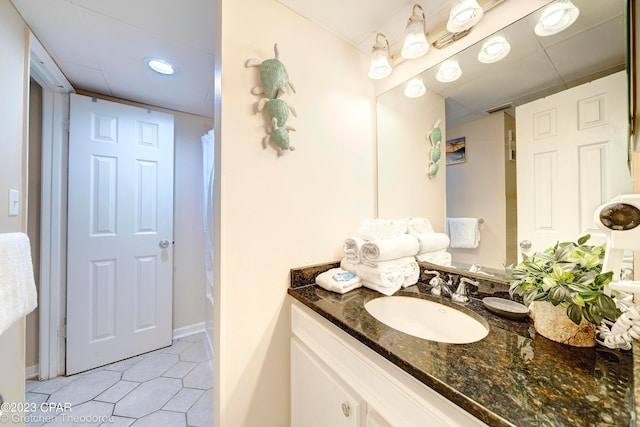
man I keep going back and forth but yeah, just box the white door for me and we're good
[66,94,174,374]
[516,71,632,257]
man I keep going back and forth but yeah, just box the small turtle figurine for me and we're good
[257,97,297,128]
[263,117,295,157]
[246,44,296,99]
[427,119,442,179]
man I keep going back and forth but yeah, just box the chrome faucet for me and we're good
[453,277,479,303]
[425,270,454,297]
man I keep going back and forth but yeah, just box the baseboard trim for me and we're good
[173,322,206,340]
[26,364,39,380]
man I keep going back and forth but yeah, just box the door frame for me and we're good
[28,31,74,380]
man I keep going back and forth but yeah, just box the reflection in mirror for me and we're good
[376,0,631,276]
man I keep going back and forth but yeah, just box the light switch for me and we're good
[9,189,19,216]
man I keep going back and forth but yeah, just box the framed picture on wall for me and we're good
[446,137,466,165]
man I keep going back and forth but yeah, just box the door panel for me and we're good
[67,94,174,374]
[516,71,631,257]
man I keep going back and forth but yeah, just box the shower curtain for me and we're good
[202,129,214,301]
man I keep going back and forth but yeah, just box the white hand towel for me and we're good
[356,263,404,295]
[342,237,364,262]
[315,268,362,294]
[416,249,452,266]
[413,233,450,254]
[446,218,480,249]
[360,235,419,267]
[0,233,38,336]
[364,257,419,288]
[340,257,357,274]
[356,219,408,241]
[407,218,434,235]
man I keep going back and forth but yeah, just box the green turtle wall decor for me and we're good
[427,119,442,179]
[246,44,297,156]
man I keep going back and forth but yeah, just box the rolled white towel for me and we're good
[343,237,365,263]
[413,233,450,254]
[340,257,357,274]
[315,268,362,294]
[407,218,434,235]
[356,218,408,241]
[416,250,452,267]
[356,263,404,295]
[365,257,419,288]
[400,259,420,288]
[360,234,419,267]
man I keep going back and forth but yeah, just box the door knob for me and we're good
[159,240,170,248]
[519,240,532,249]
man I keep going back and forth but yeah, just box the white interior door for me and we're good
[516,71,632,257]
[66,94,174,374]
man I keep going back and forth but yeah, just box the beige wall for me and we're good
[26,80,42,371]
[172,111,213,331]
[0,0,28,425]
[217,0,375,424]
[377,87,447,231]
[447,113,508,270]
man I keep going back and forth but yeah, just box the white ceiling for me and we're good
[10,0,214,118]
[9,0,625,124]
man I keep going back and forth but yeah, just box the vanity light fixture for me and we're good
[145,57,176,75]
[447,0,484,33]
[401,4,429,60]
[534,0,580,36]
[404,77,426,98]
[436,59,462,83]
[477,35,511,63]
[368,33,392,79]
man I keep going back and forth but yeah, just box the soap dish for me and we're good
[482,297,529,319]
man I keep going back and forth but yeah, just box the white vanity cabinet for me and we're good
[290,301,488,427]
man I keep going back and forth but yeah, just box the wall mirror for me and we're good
[377,0,632,277]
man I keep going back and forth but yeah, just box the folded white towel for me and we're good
[0,233,38,336]
[356,263,404,295]
[340,257,357,274]
[360,256,419,288]
[416,250,452,266]
[407,218,434,235]
[446,218,480,249]
[315,268,362,294]
[342,237,365,263]
[356,219,408,241]
[413,233,450,254]
[360,235,420,267]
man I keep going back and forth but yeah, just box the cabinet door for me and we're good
[291,339,362,427]
[366,408,393,427]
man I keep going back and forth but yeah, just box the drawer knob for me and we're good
[341,402,350,417]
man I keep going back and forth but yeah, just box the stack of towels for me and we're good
[408,218,452,266]
[315,218,453,296]
[343,218,446,295]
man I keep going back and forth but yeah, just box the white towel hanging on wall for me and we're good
[446,218,481,249]
[0,232,38,335]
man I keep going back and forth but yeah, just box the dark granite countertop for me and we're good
[288,262,635,427]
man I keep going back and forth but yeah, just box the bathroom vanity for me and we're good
[288,263,635,427]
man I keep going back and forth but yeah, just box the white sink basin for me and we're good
[364,296,489,344]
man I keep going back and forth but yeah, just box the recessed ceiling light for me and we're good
[145,58,176,75]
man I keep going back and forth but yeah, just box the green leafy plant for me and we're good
[506,235,619,326]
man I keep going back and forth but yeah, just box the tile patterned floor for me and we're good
[25,333,213,427]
